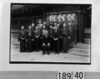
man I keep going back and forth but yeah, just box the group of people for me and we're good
[18,20,77,55]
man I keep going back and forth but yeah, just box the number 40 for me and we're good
[74,72,84,79]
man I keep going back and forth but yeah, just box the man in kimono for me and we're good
[49,25,54,52]
[53,23,61,54]
[41,26,50,55]
[31,23,35,51]
[68,21,74,48]
[18,26,26,52]
[57,23,62,52]
[26,25,33,52]
[61,23,69,53]
[72,20,77,45]
[34,25,41,51]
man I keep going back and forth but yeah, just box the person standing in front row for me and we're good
[49,24,54,52]
[61,23,69,53]
[31,23,35,51]
[34,25,41,51]
[18,26,26,52]
[26,25,33,52]
[41,25,50,55]
[53,23,61,54]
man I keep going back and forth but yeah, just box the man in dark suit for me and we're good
[18,26,27,52]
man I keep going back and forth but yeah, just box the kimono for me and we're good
[68,24,74,48]
[26,30,33,52]
[61,27,69,52]
[49,28,54,51]
[53,26,61,54]
[41,28,50,55]
[72,23,77,45]
[34,27,41,51]
[31,26,35,51]
[18,30,26,52]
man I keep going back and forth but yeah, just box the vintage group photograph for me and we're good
[10,3,91,64]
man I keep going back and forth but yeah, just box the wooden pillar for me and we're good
[77,10,84,43]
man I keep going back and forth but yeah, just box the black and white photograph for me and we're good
[10,3,91,64]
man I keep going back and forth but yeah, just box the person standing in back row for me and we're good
[49,24,54,52]
[61,23,69,53]
[68,21,73,48]
[31,23,35,51]
[53,23,61,54]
